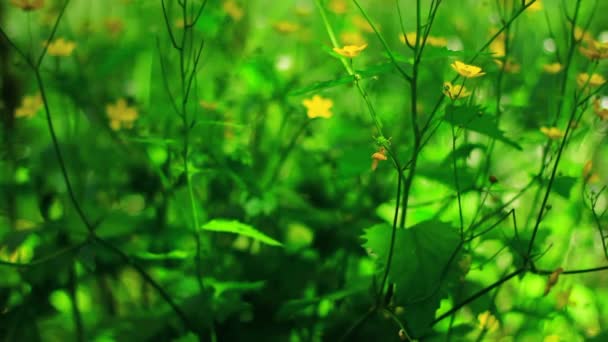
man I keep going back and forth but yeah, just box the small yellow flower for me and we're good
[340,31,366,46]
[574,26,594,43]
[302,95,333,119]
[526,0,543,11]
[14,93,43,119]
[477,311,499,333]
[442,82,471,100]
[351,15,374,33]
[273,21,300,34]
[10,0,44,11]
[540,126,564,140]
[223,0,243,21]
[106,98,139,130]
[543,63,562,74]
[451,60,485,78]
[371,147,387,171]
[579,40,608,60]
[577,73,606,88]
[45,38,76,57]
[333,44,368,58]
[583,160,600,183]
[489,37,505,57]
[328,0,347,14]
[593,98,608,120]
[400,32,447,47]
[199,100,218,111]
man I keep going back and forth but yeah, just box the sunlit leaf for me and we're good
[201,219,283,246]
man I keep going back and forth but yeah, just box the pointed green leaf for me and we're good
[444,104,522,150]
[202,219,283,247]
[362,220,462,337]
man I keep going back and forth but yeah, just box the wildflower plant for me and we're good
[0,0,607,341]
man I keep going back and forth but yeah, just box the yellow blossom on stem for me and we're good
[443,82,471,100]
[477,311,499,333]
[106,98,139,130]
[577,73,606,88]
[543,63,562,74]
[579,40,608,60]
[333,44,368,58]
[14,93,43,119]
[540,126,564,140]
[574,26,594,43]
[582,160,601,183]
[526,0,543,11]
[273,21,300,34]
[302,95,333,119]
[223,0,243,21]
[451,60,485,78]
[45,38,76,57]
[10,0,43,11]
[371,147,387,171]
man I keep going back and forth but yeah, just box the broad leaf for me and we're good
[201,219,283,247]
[444,104,522,150]
[362,220,462,337]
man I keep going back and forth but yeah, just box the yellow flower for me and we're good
[593,98,608,120]
[577,73,606,88]
[574,26,594,43]
[540,126,564,140]
[399,32,447,47]
[333,44,368,58]
[489,37,505,57]
[543,63,562,74]
[583,160,601,183]
[351,15,374,33]
[371,147,387,171]
[10,0,44,11]
[14,93,43,119]
[106,98,139,130]
[45,38,76,57]
[477,311,499,333]
[443,82,471,100]
[302,95,333,119]
[328,0,347,14]
[451,60,485,78]
[579,40,608,60]
[544,335,560,342]
[273,21,300,34]
[340,31,366,46]
[526,0,543,11]
[223,0,243,21]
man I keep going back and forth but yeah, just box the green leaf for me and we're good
[444,104,522,150]
[551,176,577,198]
[362,220,462,337]
[201,219,283,247]
[134,250,193,261]
[289,62,394,96]
[440,143,486,167]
